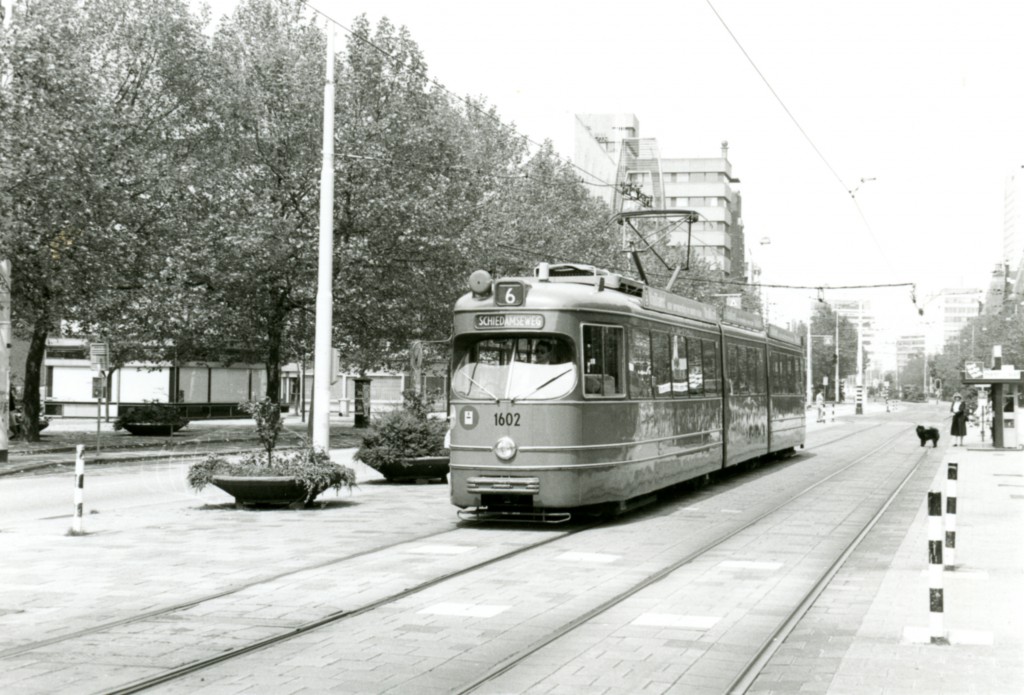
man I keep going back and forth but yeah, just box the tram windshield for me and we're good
[452,336,576,401]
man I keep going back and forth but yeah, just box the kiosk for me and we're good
[962,346,1024,450]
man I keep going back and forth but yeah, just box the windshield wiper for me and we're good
[511,368,573,403]
[460,372,500,403]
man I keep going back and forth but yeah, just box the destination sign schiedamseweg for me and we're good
[474,314,545,330]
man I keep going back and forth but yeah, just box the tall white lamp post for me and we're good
[312,27,335,452]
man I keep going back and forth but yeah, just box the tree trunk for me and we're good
[21,320,48,442]
[264,322,283,404]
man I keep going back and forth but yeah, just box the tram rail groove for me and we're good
[456,424,912,694]
[101,526,586,695]
[724,446,929,694]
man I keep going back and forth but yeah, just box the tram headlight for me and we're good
[494,436,517,461]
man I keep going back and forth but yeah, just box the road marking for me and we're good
[556,551,620,564]
[719,560,783,571]
[632,613,720,630]
[405,544,475,555]
[419,603,509,618]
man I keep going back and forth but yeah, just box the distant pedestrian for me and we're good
[950,393,967,446]
[815,390,825,423]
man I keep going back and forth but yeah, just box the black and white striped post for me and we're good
[927,491,947,644]
[72,444,85,534]
[945,462,958,570]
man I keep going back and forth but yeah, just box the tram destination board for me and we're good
[641,286,718,324]
[474,313,545,330]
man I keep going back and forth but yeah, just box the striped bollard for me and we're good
[72,444,85,534]
[927,491,947,644]
[830,402,835,422]
[945,463,958,570]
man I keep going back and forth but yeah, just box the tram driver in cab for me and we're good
[534,339,559,364]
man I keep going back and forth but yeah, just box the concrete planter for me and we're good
[211,475,320,508]
[122,423,186,436]
[376,456,449,483]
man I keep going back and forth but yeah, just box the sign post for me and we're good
[89,343,109,455]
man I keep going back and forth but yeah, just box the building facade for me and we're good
[574,114,745,277]
[922,287,984,354]
[13,336,417,419]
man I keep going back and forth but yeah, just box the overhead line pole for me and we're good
[311,26,335,451]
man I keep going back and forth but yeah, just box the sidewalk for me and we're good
[818,414,1024,693]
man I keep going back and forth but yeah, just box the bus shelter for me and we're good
[962,365,1024,450]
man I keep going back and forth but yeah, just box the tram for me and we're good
[449,262,806,522]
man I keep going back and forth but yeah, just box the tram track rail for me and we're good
[101,524,593,695]
[2,416,908,694]
[456,422,920,694]
[725,446,926,694]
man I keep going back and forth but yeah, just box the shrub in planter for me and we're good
[187,447,357,504]
[114,401,190,435]
[354,390,449,481]
[187,398,356,505]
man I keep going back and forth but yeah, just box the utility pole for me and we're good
[311,26,335,452]
[805,312,813,408]
[834,311,840,402]
[855,300,864,415]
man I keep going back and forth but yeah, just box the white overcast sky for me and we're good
[203,0,1024,326]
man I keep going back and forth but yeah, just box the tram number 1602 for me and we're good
[494,412,521,427]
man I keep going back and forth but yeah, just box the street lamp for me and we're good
[311,27,335,451]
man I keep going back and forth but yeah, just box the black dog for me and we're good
[916,425,940,448]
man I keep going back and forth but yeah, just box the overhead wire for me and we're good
[305,1,909,299]
[704,0,896,274]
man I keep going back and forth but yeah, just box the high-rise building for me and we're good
[1003,169,1024,271]
[896,333,925,370]
[574,114,744,276]
[982,263,1010,316]
[922,288,984,354]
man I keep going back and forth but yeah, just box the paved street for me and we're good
[0,402,1020,693]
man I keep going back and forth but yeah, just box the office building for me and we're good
[574,114,745,276]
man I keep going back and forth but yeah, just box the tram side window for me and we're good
[702,339,719,395]
[747,347,764,395]
[651,331,672,397]
[687,336,703,396]
[671,334,688,396]
[727,343,746,395]
[629,329,653,399]
[583,325,624,396]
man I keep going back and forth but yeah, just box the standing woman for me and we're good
[950,393,967,446]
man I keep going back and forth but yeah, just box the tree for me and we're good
[808,303,863,400]
[466,141,617,277]
[0,0,208,439]
[114,0,331,405]
[329,16,539,373]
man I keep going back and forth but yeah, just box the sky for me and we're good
[203,0,1024,328]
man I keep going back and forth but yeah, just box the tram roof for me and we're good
[455,264,802,346]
